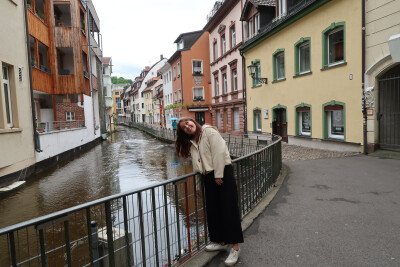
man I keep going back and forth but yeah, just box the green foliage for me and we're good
[111,76,133,85]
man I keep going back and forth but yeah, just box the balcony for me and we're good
[32,67,53,94]
[57,75,75,94]
[37,120,85,133]
[105,96,113,108]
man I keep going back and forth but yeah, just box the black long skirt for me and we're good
[202,164,244,244]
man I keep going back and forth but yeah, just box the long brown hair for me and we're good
[175,117,202,158]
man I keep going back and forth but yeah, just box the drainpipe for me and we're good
[86,1,96,136]
[24,0,42,152]
[362,0,367,154]
[240,49,247,135]
[179,57,184,117]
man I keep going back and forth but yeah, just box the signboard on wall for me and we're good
[264,109,269,119]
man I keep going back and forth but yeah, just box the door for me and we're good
[273,108,288,142]
[378,64,400,150]
[195,112,205,126]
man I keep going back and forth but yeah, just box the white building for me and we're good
[160,62,173,129]
[103,57,113,132]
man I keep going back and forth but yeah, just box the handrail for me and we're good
[0,122,282,266]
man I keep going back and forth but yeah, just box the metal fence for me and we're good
[0,124,282,267]
[37,120,86,133]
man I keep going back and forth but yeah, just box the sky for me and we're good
[93,0,218,80]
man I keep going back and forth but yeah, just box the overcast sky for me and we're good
[93,0,218,80]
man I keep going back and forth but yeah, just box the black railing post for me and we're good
[39,229,46,267]
[174,184,182,259]
[8,231,17,267]
[89,220,100,267]
[122,197,132,267]
[137,192,147,267]
[163,185,172,267]
[64,220,72,267]
[151,188,160,266]
[193,175,200,251]
[105,201,116,267]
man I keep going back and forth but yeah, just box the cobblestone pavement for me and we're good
[282,143,359,162]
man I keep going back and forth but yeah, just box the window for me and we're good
[216,110,221,129]
[322,23,345,68]
[177,63,180,77]
[248,18,253,38]
[323,102,345,140]
[221,34,226,54]
[2,65,13,127]
[222,73,227,94]
[254,14,260,34]
[296,106,311,136]
[252,60,261,87]
[213,41,218,61]
[174,91,177,103]
[233,108,240,131]
[38,42,50,73]
[193,87,204,101]
[278,0,287,17]
[253,109,262,132]
[178,90,182,102]
[273,50,285,81]
[54,3,72,27]
[214,77,219,96]
[192,60,203,75]
[177,39,184,50]
[294,38,311,75]
[230,25,236,48]
[66,111,75,121]
[243,21,248,41]
[328,27,344,65]
[232,68,237,91]
[29,0,46,23]
[115,92,119,95]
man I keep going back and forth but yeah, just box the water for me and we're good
[0,126,193,229]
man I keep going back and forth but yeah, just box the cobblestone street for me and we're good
[282,143,359,162]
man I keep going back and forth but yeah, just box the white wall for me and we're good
[36,95,100,162]
[41,109,53,122]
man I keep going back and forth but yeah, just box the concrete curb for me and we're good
[181,164,288,267]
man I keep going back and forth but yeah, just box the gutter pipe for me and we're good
[24,0,42,152]
[362,0,367,154]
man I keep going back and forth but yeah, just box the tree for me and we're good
[111,76,133,84]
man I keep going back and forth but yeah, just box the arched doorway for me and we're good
[378,64,400,150]
[272,105,287,142]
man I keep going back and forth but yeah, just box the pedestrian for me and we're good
[172,120,177,137]
[175,117,243,266]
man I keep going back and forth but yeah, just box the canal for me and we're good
[0,126,193,229]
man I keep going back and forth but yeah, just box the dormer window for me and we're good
[277,0,287,17]
[245,14,260,40]
[177,39,184,50]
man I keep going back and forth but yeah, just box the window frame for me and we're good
[322,22,346,69]
[2,65,13,128]
[294,37,311,76]
[230,24,236,49]
[65,111,76,121]
[253,108,262,132]
[231,68,238,92]
[193,87,204,101]
[177,62,180,77]
[233,108,240,131]
[272,49,285,81]
[222,73,227,94]
[213,40,218,61]
[322,101,346,140]
[192,59,203,75]
[295,104,312,137]
[221,34,226,55]
[214,75,219,96]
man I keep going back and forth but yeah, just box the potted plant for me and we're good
[36,125,44,133]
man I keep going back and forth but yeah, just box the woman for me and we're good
[175,117,243,266]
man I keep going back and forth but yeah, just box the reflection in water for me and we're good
[0,126,193,228]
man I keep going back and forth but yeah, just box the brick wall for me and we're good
[55,103,85,121]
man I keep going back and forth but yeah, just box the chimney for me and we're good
[160,54,163,60]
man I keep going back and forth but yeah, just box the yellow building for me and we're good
[241,0,362,152]
[112,87,122,123]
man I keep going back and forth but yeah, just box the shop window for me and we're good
[323,101,345,140]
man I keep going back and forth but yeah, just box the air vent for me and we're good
[18,67,22,81]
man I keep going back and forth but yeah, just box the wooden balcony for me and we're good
[57,75,76,94]
[32,67,53,94]
[84,77,91,96]
[54,27,73,47]
[27,10,50,46]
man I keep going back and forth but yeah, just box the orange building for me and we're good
[168,30,212,125]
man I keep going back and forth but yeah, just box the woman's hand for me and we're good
[215,178,223,186]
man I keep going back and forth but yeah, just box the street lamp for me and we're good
[247,62,268,84]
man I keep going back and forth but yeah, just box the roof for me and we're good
[103,57,111,65]
[241,0,275,20]
[173,30,203,44]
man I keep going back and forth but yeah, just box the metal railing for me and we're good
[0,123,282,267]
[37,120,86,133]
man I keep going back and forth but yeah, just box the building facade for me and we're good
[241,0,363,152]
[160,63,173,129]
[168,31,212,126]
[205,0,245,133]
[103,57,113,132]
[0,0,36,184]
[364,0,400,152]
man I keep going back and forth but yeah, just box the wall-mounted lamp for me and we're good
[247,63,268,84]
